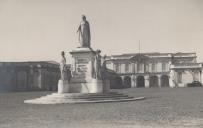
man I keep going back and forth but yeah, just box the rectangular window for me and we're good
[138,63,143,72]
[178,72,182,83]
[162,63,166,71]
[145,64,149,72]
[152,63,156,72]
[115,64,120,73]
[125,63,129,73]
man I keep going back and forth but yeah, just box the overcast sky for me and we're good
[0,0,203,63]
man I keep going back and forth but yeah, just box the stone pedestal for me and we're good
[58,80,69,93]
[88,79,103,93]
[68,79,103,93]
[68,47,105,93]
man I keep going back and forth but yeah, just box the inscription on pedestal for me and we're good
[76,58,89,77]
[71,58,91,83]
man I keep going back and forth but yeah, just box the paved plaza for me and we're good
[1,88,203,128]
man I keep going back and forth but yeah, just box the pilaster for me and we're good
[144,75,149,88]
[131,75,137,88]
[169,69,175,88]
[157,75,161,87]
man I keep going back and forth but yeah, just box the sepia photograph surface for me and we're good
[0,0,203,128]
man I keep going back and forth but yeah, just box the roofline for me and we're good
[0,60,57,63]
[107,52,196,57]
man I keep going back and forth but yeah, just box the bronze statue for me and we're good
[77,15,91,47]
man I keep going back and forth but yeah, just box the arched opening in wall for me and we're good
[110,76,123,89]
[137,76,145,87]
[123,76,131,88]
[149,76,158,87]
[161,75,169,87]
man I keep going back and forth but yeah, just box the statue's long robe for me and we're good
[78,21,91,47]
[60,57,67,80]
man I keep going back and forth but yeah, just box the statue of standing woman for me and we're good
[60,51,68,81]
[92,50,102,79]
[77,15,91,47]
[58,51,70,93]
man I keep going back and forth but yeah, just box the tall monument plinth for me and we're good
[69,47,103,93]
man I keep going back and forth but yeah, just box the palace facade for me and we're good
[105,52,202,88]
[0,61,61,92]
[0,52,202,92]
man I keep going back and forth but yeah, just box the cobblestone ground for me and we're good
[0,87,203,128]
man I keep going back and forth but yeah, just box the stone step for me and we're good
[24,96,145,104]
[32,96,135,103]
[50,92,122,97]
[42,94,131,100]
[50,93,127,97]
[73,97,135,101]
[24,92,145,104]
[47,93,130,99]
[43,96,132,101]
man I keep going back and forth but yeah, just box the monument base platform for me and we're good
[24,92,145,104]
